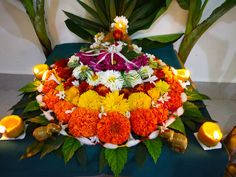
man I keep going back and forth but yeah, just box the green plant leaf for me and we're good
[144,138,162,163]
[26,115,49,125]
[76,146,88,167]
[20,141,44,160]
[168,117,186,135]
[10,93,36,111]
[183,101,203,118]
[62,137,82,163]
[65,19,93,41]
[23,100,40,113]
[182,119,198,132]
[21,109,43,120]
[92,0,109,26]
[176,0,190,10]
[104,0,111,22]
[141,33,184,43]
[99,148,107,172]
[123,0,137,19]
[19,80,41,93]
[40,136,65,158]
[135,143,148,166]
[104,147,128,177]
[64,11,104,32]
[186,89,210,101]
[21,0,35,23]
[109,0,116,22]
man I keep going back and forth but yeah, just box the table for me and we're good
[0,43,228,177]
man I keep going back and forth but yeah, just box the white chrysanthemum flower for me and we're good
[72,80,80,87]
[124,70,142,88]
[132,44,142,53]
[111,16,129,32]
[100,70,124,92]
[146,53,156,60]
[94,32,104,43]
[86,72,101,86]
[56,91,65,100]
[138,65,154,79]
[72,63,91,80]
[67,55,80,68]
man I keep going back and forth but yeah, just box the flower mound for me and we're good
[54,100,75,124]
[68,108,99,137]
[130,108,157,137]
[97,112,131,145]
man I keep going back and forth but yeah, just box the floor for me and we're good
[0,74,236,137]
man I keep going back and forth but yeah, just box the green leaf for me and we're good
[92,0,109,26]
[10,93,36,111]
[21,109,43,120]
[65,19,93,41]
[176,0,190,10]
[186,89,210,101]
[104,0,110,22]
[20,141,44,160]
[182,119,198,132]
[123,0,137,18]
[144,138,162,163]
[26,115,49,125]
[40,136,65,158]
[21,0,35,23]
[183,101,203,118]
[19,80,41,93]
[76,146,88,167]
[62,137,82,163]
[104,147,128,177]
[135,143,148,166]
[109,0,116,21]
[140,33,184,43]
[99,148,107,172]
[168,117,186,135]
[23,100,40,113]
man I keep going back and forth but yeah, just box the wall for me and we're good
[0,0,235,83]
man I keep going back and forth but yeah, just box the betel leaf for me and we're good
[186,89,210,101]
[168,117,186,135]
[104,147,128,177]
[135,143,148,166]
[40,136,65,158]
[19,80,41,93]
[20,141,44,160]
[76,146,88,167]
[99,148,107,172]
[23,100,40,113]
[62,137,82,163]
[144,138,162,163]
[183,101,202,118]
[26,115,49,126]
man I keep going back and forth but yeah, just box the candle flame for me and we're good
[0,125,6,134]
[213,131,220,140]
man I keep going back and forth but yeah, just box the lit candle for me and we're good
[176,69,191,81]
[197,122,223,147]
[33,64,49,80]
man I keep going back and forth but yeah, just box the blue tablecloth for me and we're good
[0,43,228,177]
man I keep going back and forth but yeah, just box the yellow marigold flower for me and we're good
[162,66,173,79]
[102,91,129,115]
[128,92,151,111]
[71,95,80,106]
[65,86,80,102]
[55,83,64,91]
[147,88,160,101]
[155,80,170,95]
[78,90,101,110]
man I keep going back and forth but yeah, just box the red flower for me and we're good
[54,59,69,68]
[63,77,76,89]
[154,69,165,80]
[94,84,110,96]
[79,81,93,94]
[68,108,99,137]
[97,112,131,145]
[54,100,75,124]
[55,67,72,80]
[130,108,157,137]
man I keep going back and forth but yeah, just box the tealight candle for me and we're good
[33,64,49,80]
[197,122,223,147]
[176,69,191,81]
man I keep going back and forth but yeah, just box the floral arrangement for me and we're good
[10,16,209,177]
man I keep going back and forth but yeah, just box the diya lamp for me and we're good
[33,64,49,80]
[197,122,223,147]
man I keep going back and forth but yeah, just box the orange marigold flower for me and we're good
[165,90,182,112]
[97,112,131,145]
[68,108,99,137]
[152,104,169,125]
[42,80,58,94]
[167,78,184,93]
[130,108,157,137]
[43,89,60,110]
[54,100,75,124]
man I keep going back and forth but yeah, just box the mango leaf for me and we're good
[104,147,128,177]
[20,141,44,160]
[65,19,93,41]
[183,101,202,118]
[99,148,107,172]
[62,137,82,163]
[186,89,210,101]
[168,117,186,135]
[92,0,109,26]
[104,0,110,22]
[140,33,184,43]
[40,136,65,158]
[109,0,116,22]
[144,138,162,163]
[26,115,49,125]
[123,0,137,19]
[76,146,88,167]
[23,100,40,113]
[19,80,41,93]
[135,143,148,166]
